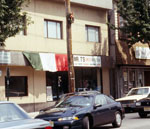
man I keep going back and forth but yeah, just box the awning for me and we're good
[23,52,68,72]
[55,54,68,71]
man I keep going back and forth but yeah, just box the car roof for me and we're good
[61,91,101,98]
[0,101,13,104]
[131,87,150,90]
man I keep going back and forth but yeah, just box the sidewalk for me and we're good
[28,111,39,118]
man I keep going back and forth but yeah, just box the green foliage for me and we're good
[0,0,30,46]
[114,0,150,47]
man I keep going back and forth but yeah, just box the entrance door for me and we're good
[144,71,150,86]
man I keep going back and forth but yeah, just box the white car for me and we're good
[116,87,150,112]
[0,101,53,129]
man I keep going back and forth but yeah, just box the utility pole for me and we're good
[65,0,75,93]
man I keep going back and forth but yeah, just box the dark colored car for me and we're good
[135,94,150,118]
[0,101,53,129]
[35,91,125,129]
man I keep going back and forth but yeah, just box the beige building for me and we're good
[0,0,112,112]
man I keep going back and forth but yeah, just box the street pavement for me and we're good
[94,113,150,129]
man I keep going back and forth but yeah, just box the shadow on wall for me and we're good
[116,40,149,65]
[91,38,108,56]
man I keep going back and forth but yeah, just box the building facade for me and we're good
[0,0,112,112]
[109,3,150,98]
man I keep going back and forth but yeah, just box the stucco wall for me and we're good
[0,66,46,104]
[71,0,112,9]
[5,0,109,56]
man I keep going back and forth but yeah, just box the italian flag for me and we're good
[23,52,68,72]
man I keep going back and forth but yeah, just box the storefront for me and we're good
[46,55,103,100]
[0,51,110,112]
[117,66,150,97]
[115,43,150,98]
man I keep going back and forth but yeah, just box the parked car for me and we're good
[116,87,150,112]
[0,101,53,129]
[135,93,150,118]
[35,91,125,129]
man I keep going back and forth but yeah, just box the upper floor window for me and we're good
[86,25,100,43]
[118,16,127,39]
[18,15,27,36]
[44,20,62,39]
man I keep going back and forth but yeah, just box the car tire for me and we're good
[112,111,122,128]
[138,112,148,118]
[82,116,90,129]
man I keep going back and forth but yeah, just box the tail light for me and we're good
[45,126,52,129]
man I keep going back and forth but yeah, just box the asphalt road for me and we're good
[94,113,150,129]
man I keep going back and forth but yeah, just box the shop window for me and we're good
[44,20,62,39]
[86,25,101,43]
[123,70,128,94]
[5,76,28,97]
[46,72,68,100]
[75,68,98,91]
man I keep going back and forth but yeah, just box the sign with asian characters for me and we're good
[0,51,11,64]
[73,55,101,67]
[135,47,150,59]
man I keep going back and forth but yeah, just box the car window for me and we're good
[56,95,93,108]
[105,95,115,104]
[127,88,149,96]
[95,95,107,106]
[0,103,29,123]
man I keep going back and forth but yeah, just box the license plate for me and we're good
[49,121,54,127]
[144,107,150,111]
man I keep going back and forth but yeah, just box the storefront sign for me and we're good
[0,51,11,64]
[73,55,101,67]
[135,47,150,59]
[46,86,53,101]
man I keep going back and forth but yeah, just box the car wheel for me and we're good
[82,116,90,129]
[112,111,122,128]
[138,112,148,118]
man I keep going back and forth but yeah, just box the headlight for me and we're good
[136,102,141,106]
[133,100,137,103]
[58,116,79,121]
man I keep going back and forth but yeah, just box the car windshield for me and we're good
[0,103,29,123]
[127,88,149,96]
[56,95,93,108]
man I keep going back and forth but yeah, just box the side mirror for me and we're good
[94,104,102,109]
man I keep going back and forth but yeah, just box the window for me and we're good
[44,20,62,39]
[95,95,107,105]
[5,76,28,97]
[118,16,127,39]
[86,25,100,43]
[18,15,27,36]
[0,103,28,122]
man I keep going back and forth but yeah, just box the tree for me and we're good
[0,0,30,46]
[114,0,150,47]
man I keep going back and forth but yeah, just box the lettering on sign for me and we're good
[135,47,150,59]
[73,55,101,67]
[0,51,11,64]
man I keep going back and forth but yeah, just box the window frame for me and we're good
[85,25,101,43]
[44,19,63,39]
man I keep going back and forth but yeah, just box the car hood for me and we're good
[36,106,89,119]
[0,118,51,129]
[116,95,148,101]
